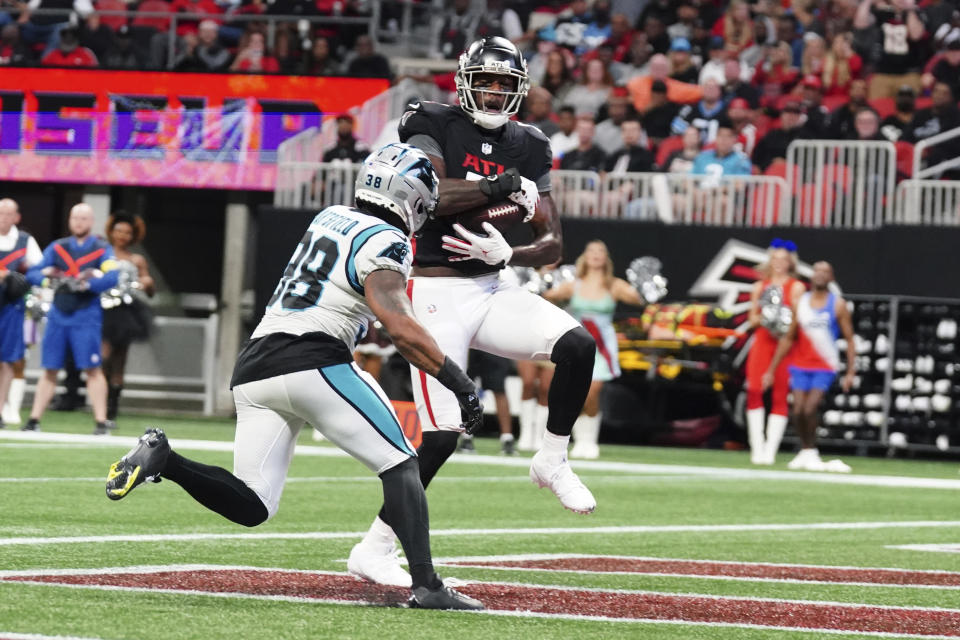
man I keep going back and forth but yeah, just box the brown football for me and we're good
[456,201,525,234]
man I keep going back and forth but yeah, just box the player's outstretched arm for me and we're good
[364,268,482,432]
[507,193,562,268]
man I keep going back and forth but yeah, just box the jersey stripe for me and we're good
[345,224,402,295]
[319,363,415,457]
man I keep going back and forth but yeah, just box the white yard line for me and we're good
[889,544,960,554]
[3,520,960,547]
[0,633,111,640]
[4,430,960,490]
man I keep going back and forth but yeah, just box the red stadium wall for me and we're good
[0,69,388,190]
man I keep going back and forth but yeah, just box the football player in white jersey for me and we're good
[104,144,484,611]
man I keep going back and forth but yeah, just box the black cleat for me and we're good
[93,420,117,435]
[457,436,476,454]
[408,584,484,611]
[106,428,170,500]
[501,438,516,456]
[21,418,39,432]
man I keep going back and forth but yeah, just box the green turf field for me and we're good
[2,412,960,639]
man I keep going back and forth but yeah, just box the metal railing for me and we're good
[891,179,960,225]
[786,140,896,229]
[913,125,960,179]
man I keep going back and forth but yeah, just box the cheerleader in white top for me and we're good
[763,261,856,472]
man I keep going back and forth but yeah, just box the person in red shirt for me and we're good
[822,33,863,97]
[40,26,97,67]
[169,0,222,36]
[230,31,279,73]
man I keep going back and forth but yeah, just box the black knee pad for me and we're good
[380,455,420,482]
[551,326,596,367]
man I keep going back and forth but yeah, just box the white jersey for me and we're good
[252,205,412,351]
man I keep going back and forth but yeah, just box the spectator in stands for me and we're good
[797,75,829,137]
[640,78,679,145]
[188,19,231,71]
[641,14,671,55]
[692,119,751,180]
[667,0,698,41]
[564,58,614,116]
[637,0,675,32]
[102,24,143,69]
[828,78,871,139]
[302,36,339,75]
[699,36,729,86]
[539,49,575,109]
[739,22,770,80]
[627,53,702,112]
[322,114,368,163]
[689,16,712,66]
[594,91,636,155]
[713,0,753,55]
[0,23,32,65]
[230,31,279,72]
[523,87,560,138]
[823,33,862,97]
[728,97,758,157]
[723,57,759,108]
[923,37,960,99]
[753,40,799,109]
[78,12,113,62]
[855,0,926,99]
[580,0,614,54]
[19,0,93,58]
[800,33,827,78]
[662,125,702,173]
[170,0,222,37]
[880,84,917,141]
[752,100,804,171]
[41,26,97,66]
[607,12,633,61]
[549,0,595,55]
[776,13,803,67]
[480,0,524,42]
[926,3,958,44]
[672,78,725,143]
[611,32,652,82]
[345,34,391,80]
[433,0,481,60]
[930,7,960,49]
[908,81,960,175]
[851,107,885,141]
[560,115,607,172]
[549,105,579,159]
[668,37,698,83]
[604,116,655,173]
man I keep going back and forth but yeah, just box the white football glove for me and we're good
[508,175,540,222]
[442,223,513,265]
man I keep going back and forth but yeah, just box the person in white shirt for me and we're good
[0,199,42,429]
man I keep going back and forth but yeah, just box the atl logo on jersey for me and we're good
[462,153,504,176]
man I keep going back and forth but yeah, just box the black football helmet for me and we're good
[455,36,530,129]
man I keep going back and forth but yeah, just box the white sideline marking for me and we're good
[3,520,960,547]
[4,564,960,639]
[0,475,696,484]
[4,429,960,491]
[889,544,960,554]
[432,553,960,590]
[0,633,109,640]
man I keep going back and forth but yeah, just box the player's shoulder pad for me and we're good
[398,101,458,144]
[512,119,550,145]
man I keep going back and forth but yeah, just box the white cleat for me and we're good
[347,540,412,588]
[787,449,815,470]
[570,442,600,460]
[529,451,596,514]
[822,458,851,473]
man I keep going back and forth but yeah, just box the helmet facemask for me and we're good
[456,65,529,129]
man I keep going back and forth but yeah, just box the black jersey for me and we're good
[399,101,552,276]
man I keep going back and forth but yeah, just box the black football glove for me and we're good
[434,356,484,435]
[55,277,90,295]
[478,167,522,203]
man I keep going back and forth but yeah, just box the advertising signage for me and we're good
[0,69,387,190]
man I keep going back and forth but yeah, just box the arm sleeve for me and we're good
[25,237,43,268]
[355,229,413,289]
[536,138,553,192]
[87,244,119,294]
[26,244,56,286]
[406,133,443,158]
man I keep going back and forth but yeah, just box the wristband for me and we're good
[478,167,522,203]
[435,356,475,395]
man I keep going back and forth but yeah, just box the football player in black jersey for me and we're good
[349,37,598,588]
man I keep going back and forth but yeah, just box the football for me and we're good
[456,201,525,234]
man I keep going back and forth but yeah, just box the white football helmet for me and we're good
[455,36,530,130]
[354,143,439,236]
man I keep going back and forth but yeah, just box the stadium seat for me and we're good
[655,135,684,169]
[822,94,849,111]
[869,97,896,119]
[895,140,915,179]
[95,0,128,30]
[131,0,172,33]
